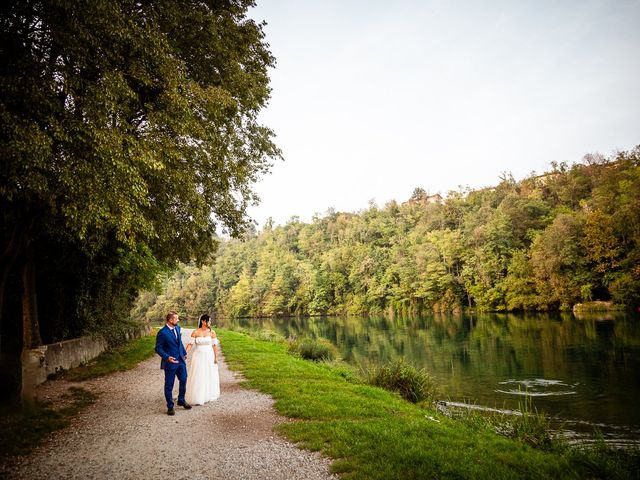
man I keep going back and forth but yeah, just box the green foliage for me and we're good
[610,273,640,307]
[135,147,640,319]
[366,359,438,404]
[510,394,557,451]
[0,0,279,349]
[288,337,338,361]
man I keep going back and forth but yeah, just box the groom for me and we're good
[155,311,191,415]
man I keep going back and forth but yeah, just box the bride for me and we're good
[185,314,220,405]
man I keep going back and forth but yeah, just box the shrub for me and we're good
[367,359,438,404]
[509,395,557,451]
[288,337,337,361]
[252,329,285,343]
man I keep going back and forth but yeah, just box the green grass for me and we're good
[219,328,640,480]
[0,387,97,460]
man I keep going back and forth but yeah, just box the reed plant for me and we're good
[252,329,285,343]
[442,394,560,452]
[366,358,438,404]
[509,394,557,451]
[288,337,337,361]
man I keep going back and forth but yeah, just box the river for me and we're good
[222,311,640,446]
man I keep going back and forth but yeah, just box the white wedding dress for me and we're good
[185,336,220,405]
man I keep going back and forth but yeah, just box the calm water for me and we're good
[223,312,640,445]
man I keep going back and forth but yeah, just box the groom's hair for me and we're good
[166,311,178,322]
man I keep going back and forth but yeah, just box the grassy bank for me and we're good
[0,331,157,461]
[219,328,639,480]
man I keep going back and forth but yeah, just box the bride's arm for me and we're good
[212,334,219,364]
[185,332,196,354]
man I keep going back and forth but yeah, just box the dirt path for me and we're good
[2,348,337,480]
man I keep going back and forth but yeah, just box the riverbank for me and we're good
[0,333,335,479]
[219,328,639,479]
[2,327,637,479]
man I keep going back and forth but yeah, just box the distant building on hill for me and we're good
[404,188,443,206]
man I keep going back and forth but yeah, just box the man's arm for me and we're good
[155,330,178,363]
[155,330,168,359]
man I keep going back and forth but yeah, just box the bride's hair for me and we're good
[198,314,211,329]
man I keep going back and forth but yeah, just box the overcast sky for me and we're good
[246,0,640,228]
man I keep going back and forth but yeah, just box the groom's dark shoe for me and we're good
[167,408,175,416]
[177,401,192,410]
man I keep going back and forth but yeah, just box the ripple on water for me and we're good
[438,400,640,449]
[495,378,578,397]
[562,420,640,449]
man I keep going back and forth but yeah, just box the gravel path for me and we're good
[2,346,337,480]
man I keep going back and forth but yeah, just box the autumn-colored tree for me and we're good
[135,147,640,320]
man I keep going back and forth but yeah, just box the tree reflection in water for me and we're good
[231,311,640,442]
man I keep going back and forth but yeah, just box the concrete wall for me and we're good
[21,324,151,400]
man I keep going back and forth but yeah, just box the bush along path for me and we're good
[0,334,337,480]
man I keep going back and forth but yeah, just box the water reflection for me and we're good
[227,312,640,441]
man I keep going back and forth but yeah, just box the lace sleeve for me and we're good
[212,338,220,347]
[188,337,195,345]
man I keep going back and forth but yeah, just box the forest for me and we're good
[0,0,279,357]
[135,147,640,322]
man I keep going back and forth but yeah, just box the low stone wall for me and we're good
[21,324,151,399]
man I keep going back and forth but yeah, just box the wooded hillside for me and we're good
[135,147,640,320]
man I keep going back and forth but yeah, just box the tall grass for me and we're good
[252,329,285,343]
[510,394,557,451]
[366,358,438,404]
[440,395,559,451]
[288,337,338,361]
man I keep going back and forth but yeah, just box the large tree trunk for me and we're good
[0,226,22,354]
[21,240,43,403]
[0,265,11,355]
[22,242,42,350]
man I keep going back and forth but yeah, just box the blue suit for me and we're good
[155,325,188,409]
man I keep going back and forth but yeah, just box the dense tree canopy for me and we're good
[0,0,280,353]
[136,147,640,321]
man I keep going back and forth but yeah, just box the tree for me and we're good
[1,1,280,354]
[409,187,428,202]
[530,213,587,309]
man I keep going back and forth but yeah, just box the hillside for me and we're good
[135,147,640,319]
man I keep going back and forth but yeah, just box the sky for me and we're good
[246,0,640,228]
